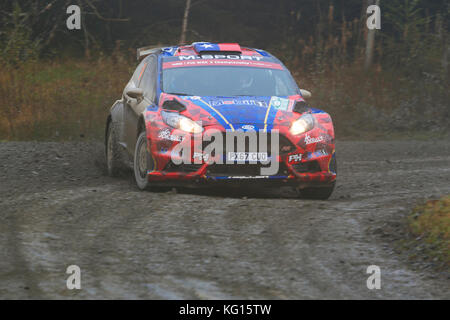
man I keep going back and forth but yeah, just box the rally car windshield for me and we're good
[162,66,299,97]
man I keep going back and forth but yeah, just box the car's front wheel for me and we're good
[297,181,336,200]
[133,131,154,190]
[297,154,337,200]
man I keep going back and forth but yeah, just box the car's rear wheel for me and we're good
[134,131,154,190]
[106,121,122,177]
[297,155,337,200]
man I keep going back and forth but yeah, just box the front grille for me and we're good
[207,162,289,177]
[292,161,321,173]
[202,132,295,157]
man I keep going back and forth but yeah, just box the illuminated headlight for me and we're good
[162,111,203,134]
[290,114,315,135]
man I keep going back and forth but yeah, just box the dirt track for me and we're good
[0,140,449,299]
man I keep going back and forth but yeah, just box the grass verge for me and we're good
[408,195,450,268]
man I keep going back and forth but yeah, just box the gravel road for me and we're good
[0,140,449,299]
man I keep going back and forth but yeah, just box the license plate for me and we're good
[227,152,268,162]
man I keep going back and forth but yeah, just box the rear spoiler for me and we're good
[137,45,166,61]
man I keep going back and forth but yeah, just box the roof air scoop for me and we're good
[193,43,242,55]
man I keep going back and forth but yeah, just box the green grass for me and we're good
[408,195,450,266]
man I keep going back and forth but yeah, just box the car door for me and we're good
[124,54,158,154]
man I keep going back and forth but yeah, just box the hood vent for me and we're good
[162,99,186,112]
[293,101,310,114]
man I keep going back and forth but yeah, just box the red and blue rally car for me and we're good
[105,42,336,199]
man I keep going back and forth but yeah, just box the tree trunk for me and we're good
[77,0,90,58]
[440,19,449,79]
[179,0,191,45]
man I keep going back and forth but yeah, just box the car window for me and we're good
[139,55,157,101]
[274,73,290,96]
[162,66,298,96]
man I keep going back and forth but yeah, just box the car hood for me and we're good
[181,95,300,131]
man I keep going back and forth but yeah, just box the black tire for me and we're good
[106,121,122,177]
[133,131,154,190]
[298,181,336,200]
[297,154,337,200]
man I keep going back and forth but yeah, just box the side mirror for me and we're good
[300,89,312,99]
[126,88,144,101]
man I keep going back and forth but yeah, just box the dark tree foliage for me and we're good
[0,0,448,75]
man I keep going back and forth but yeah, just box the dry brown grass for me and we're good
[291,60,449,138]
[0,55,132,140]
[0,53,447,141]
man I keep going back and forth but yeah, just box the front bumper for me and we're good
[146,158,336,188]
[148,121,336,188]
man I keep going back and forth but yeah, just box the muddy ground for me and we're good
[0,140,449,299]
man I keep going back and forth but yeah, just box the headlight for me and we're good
[161,111,203,134]
[290,113,315,135]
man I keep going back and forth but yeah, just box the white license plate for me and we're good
[227,152,268,162]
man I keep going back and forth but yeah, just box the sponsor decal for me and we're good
[270,97,289,111]
[241,125,255,131]
[211,99,268,107]
[288,154,302,163]
[163,59,283,70]
[304,134,324,145]
[158,128,184,142]
[307,150,328,159]
[178,55,263,61]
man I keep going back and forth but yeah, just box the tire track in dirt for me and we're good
[0,140,449,299]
